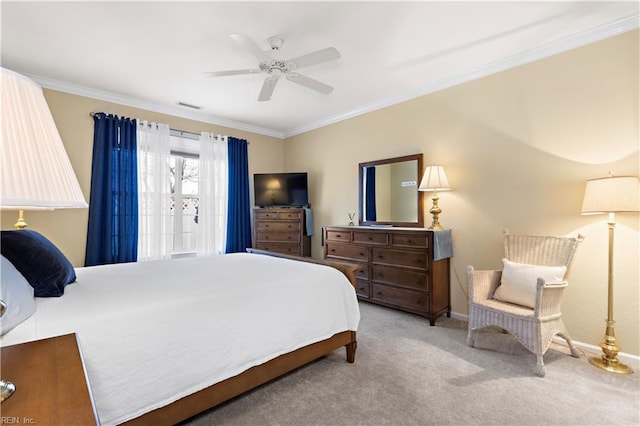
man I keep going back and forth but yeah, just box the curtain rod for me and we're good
[89,112,204,139]
[89,112,249,143]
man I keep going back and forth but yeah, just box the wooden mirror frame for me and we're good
[358,153,424,228]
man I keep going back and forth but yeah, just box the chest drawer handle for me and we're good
[368,236,373,241]
[360,252,365,257]
[330,249,336,253]
[336,234,341,238]
[376,291,383,296]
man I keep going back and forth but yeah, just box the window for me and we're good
[169,134,199,255]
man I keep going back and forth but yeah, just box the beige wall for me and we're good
[1,91,285,266]
[284,31,639,356]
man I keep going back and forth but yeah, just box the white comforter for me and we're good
[1,253,360,425]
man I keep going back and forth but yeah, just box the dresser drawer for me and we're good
[355,279,370,298]
[372,265,427,290]
[279,211,302,220]
[372,248,426,270]
[325,243,368,262]
[371,284,427,311]
[353,231,389,245]
[256,221,301,232]
[326,229,352,242]
[254,242,302,256]
[391,233,428,249]
[255,210,281,220]
[256,231,301,244]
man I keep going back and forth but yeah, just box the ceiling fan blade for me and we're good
[230,33,269,62]
[258,77,279,102]
[205,69,261,77]
[288,47,340,70]
[286,73,333,95]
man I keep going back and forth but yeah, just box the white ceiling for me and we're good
[1,1,638,138]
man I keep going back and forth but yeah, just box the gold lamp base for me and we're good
[588,322,633,374]
[428,193,444,230]
[14,209,28,229]
[589,356,633,374]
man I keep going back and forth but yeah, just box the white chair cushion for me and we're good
[494,258,567,309]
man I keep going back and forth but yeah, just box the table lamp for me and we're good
[0,68,87,402]
[419,165,451,230]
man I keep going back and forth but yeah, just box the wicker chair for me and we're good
[467,232,584,377]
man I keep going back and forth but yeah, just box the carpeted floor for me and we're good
[183,302,640,425]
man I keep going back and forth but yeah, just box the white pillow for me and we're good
[1,255,37,335]
[494,258,567,309]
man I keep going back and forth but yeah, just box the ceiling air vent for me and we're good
[177,101,202,110]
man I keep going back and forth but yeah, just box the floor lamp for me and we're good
[581,173,640,374]
[0,67,87,401]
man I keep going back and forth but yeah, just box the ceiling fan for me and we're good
[207,34,340,102]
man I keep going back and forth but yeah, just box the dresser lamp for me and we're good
[0,67,87,229]
[0,68,87,402]
[418,165,451,230]
[581,173,640,374]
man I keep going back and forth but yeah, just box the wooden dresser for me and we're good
[253,207,311,256]
[323,226,450,325]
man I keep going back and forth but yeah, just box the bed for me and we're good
[0,232,360,426]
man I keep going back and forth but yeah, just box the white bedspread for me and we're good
[1,253,360,425]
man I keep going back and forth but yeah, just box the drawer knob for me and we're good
[368,236,373,240]
[336,234,341,238]
[360,253,365,256]
[376,291,383,296]
[331,249,336,253]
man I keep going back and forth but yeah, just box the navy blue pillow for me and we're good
[1,230,76,297]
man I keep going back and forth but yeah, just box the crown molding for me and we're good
[283,14,639,138]
[31,74,285,139]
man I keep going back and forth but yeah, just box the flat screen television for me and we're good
[254,172,309,207]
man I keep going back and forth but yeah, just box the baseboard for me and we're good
[446,311,640,371]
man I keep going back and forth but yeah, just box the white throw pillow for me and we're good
[494,258,567,309]
[0,255,37,335]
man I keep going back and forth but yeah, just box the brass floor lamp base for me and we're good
[589,356,633,374]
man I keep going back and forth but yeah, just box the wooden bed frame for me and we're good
[123,250,360,425]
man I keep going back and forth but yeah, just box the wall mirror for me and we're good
[358,153,424,227]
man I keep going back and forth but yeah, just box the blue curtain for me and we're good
[365,166,377,221]
[85,113,138,266]
[225,137,252,253]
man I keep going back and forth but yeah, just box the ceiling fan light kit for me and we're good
[208,33,340,102]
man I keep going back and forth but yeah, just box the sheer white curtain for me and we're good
[197,132,228,255]
[137,121,172,261]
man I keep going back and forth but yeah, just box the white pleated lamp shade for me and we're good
[419,165,451,192]
[1,68,87,209]
[581,175,640,214]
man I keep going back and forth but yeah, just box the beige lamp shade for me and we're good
[581,175,640,214]
[419,165,451,192]
[1,68,87,209]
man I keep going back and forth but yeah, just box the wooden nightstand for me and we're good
[1,333,99,425]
